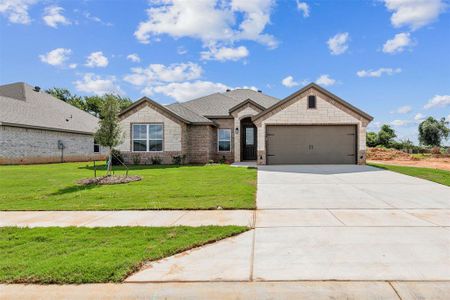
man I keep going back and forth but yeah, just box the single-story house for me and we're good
[0,82,105,164]
[118,83,373,165]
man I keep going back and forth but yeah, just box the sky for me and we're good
[0,0,449,144]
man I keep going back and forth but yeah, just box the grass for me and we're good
[369,163,450,186]
[0,226,248,284]
[0,162,256,210]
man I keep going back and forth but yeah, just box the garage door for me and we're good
[266,125,356,165]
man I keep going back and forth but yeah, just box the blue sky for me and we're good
[1,0,449,143]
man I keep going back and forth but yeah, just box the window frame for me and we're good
[307,95,317,109]
[217,128,232,152]
[93,140,100,153]
[132,123,164,152]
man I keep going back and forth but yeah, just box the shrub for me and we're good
[151,156,162,165]
[131,153,141,165]
[431,146,441,155]
[172,154,186,165]
[111,149,124,166]
[208,159,214,164]
[219,155,226,164]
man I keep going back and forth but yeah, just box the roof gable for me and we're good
[253,83,373,122]
[229,98,266,113]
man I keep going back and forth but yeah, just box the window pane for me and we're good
[219,129,231,141]
[245,128,254,145]
[149,124,163,140]
[94,144,100,153]
[133,140,147,151]
[149,140,163,151]
[133,125,147,139]
[308,95,316,109]
[219,141,230,151]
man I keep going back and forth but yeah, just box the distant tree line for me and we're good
[367,117,449,149]
[46,87,132,118]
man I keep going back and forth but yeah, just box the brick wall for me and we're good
[186,125,215,163]
[0,125,105,164]
[254,88,369,165]
[210,118,234,163]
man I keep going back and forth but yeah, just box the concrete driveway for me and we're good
[127,165,450,284]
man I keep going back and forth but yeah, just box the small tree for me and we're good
[377,124,396,147]
[366,132,379,147]
[418,117,449,146]
[94,95,123,175]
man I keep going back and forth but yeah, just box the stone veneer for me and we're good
[118,102,187,164]
[230,104,263,162]
[0,125,105,164]
[253,87,370,165]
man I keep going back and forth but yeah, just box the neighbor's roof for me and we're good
[0,82,100,134]
[180,89,279,117]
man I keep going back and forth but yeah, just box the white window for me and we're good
[218,128,231,152]
[132,124,163,152]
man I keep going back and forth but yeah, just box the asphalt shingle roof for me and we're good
[179,89,279,117]
[165,102,214,124]
[0,82,100,134]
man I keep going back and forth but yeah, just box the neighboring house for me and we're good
[0,82,105,164]
[118,83,373,165]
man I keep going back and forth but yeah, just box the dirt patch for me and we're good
[367,148,412,161]
[77,175,142,185]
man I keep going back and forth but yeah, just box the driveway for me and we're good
[127,165,450,283]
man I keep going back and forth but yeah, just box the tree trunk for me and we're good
[107,147,112,176]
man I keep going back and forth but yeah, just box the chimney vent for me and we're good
[226,89,231,92]
[257,90,262,93]
[33,86,41,92]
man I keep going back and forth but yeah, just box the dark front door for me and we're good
[242,125,257,160]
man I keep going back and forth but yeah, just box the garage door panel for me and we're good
[266,125,356,165]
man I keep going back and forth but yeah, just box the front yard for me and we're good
[0,162,256,210]
[369,163,450,186]
[0,226,247,284]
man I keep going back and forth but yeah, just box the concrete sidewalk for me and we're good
[2,281,450,300]
[0,210,254,227]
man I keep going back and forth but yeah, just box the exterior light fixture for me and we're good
[235,127,239,134]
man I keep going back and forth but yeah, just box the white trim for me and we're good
[217,128,231,152]
[132,123,164,152]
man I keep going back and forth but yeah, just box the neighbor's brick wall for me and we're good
[254,88,369,165]
[231,104,262,162]
[0,125,105,164]
[118,103,183,152]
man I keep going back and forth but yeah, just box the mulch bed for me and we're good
[77,175,142,186]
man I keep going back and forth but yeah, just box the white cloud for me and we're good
[200,45,249,61]
[281,75,299,88]
[327,32,350,55]
[124,62,203,86]
[315,74,336,86]
[384,0,447,30]
[177,46,188,55]
[424,95,450,109]
[134,0,277,48]
[357,67,402,78]
[147,80,230,102]
[390,105,412,114]
[42,5,70,28]
[296,1,310,17]
[127,53,141,63]
[39,48,72,67]
[83,11,112,26]
[414,113,425,121]
[390,119,410,126]
[383,32,413,54]
[0,0,36,24]
[74,73,122,95]
[85,51,109,68]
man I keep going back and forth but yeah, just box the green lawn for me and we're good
[0,226,247,284]
[369,163,450,186]
[0,162,256,210]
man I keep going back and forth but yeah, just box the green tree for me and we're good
[46,87,86,111]
[418,117,449,146]
[84,96,103,117]
[94,95,123,175]
[377,124,396,147]
[366,132,379,147]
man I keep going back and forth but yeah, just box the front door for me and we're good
[242,125,257,160]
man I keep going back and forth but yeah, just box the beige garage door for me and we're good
[266,125,356,165]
